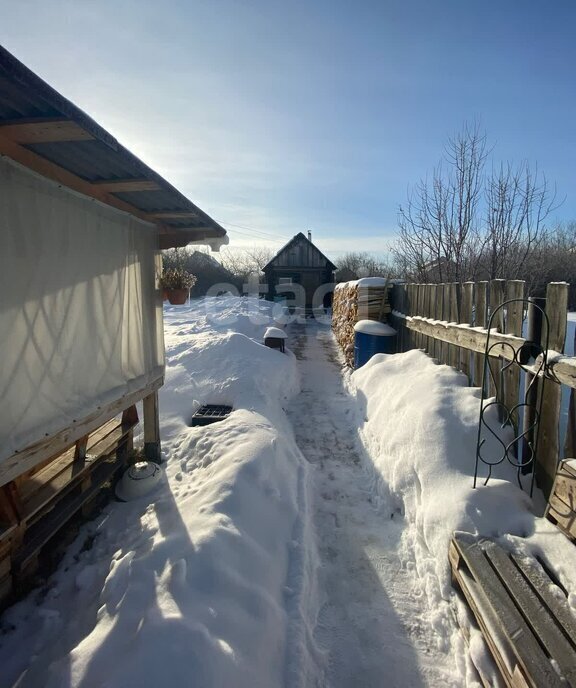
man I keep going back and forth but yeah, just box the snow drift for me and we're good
[0,297,321,688]
[348,349,576,678]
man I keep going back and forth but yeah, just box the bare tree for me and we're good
[392,124,557,285]
[219,246,275,282]
[481,162,556,280]
[335,251,396,281]
[394,123,487,282]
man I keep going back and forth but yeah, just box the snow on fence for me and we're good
[332,279,390,366]
[389,279,576,496]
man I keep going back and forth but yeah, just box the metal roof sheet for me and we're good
[0,45,227,248]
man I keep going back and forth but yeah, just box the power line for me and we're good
[216,219,292,241]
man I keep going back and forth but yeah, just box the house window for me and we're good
[279,277,293,285]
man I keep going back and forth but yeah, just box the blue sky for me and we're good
[1,0,575,258]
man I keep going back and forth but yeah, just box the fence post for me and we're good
[405,284,414,351]
[564,326,576,458]
[537,282,568,496]
[415,284,426,349]
[460,282,474,382]
[474,281,488,390]
[449,283,460,370]
[504,280,525,428]
[438,283,446,364]
[441,283,452,365]
[429,284,437,359]
[488,279,506,402]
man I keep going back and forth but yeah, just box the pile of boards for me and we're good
[332,280,390,366]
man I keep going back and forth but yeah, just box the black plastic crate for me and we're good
[190,405,233,427]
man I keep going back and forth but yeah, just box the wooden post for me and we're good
[504,281,525,428]
[441,283,450,365]
[143,391,161,463]
[564,326,576,459]
[415,284,423,349]
[437,284,446,364]
[449,283,460,370]
[429,284,437,359]
[522,297,546,475]
[404,284,413,351]
[537,283,568,496]
[460,282,474,382]
[474,282,488,391]
[488,279,506,402]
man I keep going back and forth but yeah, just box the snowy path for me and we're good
[285,320,460,687]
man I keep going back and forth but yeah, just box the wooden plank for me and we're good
[150,211,199,220]
[511,552,576,650]
[453,536,564,688]
[91,179,161,193]
[403,317,525,360]
[564,325,576,458]
[14,456,126,572]
[0,484,21,525]
[504,281,525,427]
[460,283,474,381]
[405,284,414,350]
[484,542,576,684]
[449,283,460,370]
[450,540,529,688]
[538,283,569,495]
[489,280,506,403]
[19,420,136,523]
[474,281,488,391]
[143,390,161,462]
[436,284,446,364]
[0,119,93,143]
[546,461,576,538]
[0,376,163,488]
[16,420,119,503]
[428,284,437,358]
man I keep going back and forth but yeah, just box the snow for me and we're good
[347,348,576,679]
[353,319,396,336]
[0,296,322,688]
[2,297,576,687]
[264,326,288,339]
[356,277,388,287]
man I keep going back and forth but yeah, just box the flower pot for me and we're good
[166,288,189,305]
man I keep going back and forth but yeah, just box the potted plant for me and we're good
[160,267,197,305]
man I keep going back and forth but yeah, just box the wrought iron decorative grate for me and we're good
[474,299,550,496]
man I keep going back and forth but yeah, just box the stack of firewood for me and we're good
[332,280,391,366]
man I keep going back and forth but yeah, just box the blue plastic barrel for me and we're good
[353,320,397,369]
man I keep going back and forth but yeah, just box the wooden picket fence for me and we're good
[389,279,576,497]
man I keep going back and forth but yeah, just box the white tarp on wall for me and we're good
[0,156,164,466]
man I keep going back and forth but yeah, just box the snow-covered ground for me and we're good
[2,297,576,687]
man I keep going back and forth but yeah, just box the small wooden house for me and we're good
[263,232,336,308]
[0,46,227,600]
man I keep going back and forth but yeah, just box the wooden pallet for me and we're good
[545,459,576,540]
[450,533,576,687]
[0,410,138,608]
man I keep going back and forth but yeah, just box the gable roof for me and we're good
[0,46,227,250]
[264,232,337,271]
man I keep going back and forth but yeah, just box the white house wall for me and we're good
[0,156,164,466]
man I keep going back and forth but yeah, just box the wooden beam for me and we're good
[404,315,525,361]
[398,309,576,391]
[0,119,93,144]
[150,211,199,220]
[538,282,569,494]
[0,377,163,488]
[0,134,167,229]
[92,179,161,193]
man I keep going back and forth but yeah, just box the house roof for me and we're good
[0,45,227,250]
[264,232,337,271]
